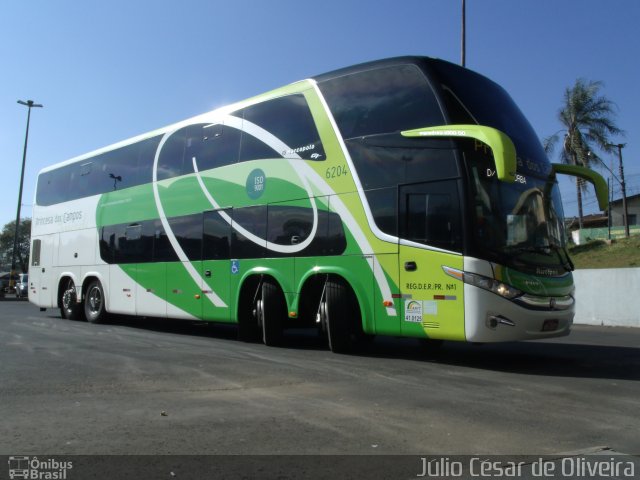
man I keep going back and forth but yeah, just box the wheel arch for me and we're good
[235,268,288,322]
[81,273,108,313]
[56,272,80,308]
[297,267,370,333]
[56,271,108,309]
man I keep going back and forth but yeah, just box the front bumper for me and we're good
[464,283,574,342]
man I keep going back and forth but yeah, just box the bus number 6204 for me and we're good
[325,165,348,179]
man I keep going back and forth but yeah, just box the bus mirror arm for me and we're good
[401,124,517,183]
[551,164,609,211]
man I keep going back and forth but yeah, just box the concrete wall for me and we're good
[572,226,640,244]
[573,268,640,327]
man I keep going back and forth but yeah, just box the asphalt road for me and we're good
[2,299,639,459]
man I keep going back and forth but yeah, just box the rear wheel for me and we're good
[259,280,286,346]
[60,278,83,320]
[321,279,361,353]
[84,280,107,324]
[237,281,261,343]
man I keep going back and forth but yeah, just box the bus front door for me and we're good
[398,181,465,341]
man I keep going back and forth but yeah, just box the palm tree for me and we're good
[544,78,622,229]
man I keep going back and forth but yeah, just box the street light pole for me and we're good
[616,144,630,238]
[607,143,629,238]
[607,178,612,240]
[588,145,630,239]
[461,0,466,67]
[12,99,43,283]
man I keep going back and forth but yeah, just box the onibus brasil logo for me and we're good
[8,456,73,479]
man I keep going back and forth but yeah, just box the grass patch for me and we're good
[568,235,640,269]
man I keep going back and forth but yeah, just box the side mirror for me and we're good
[401,124,517,183]
[551,163,609,211]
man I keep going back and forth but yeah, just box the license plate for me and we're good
[542,319,559,332]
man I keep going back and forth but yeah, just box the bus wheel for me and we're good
[60,279,84,321]
[84,280,107,324]
[237,281,261,343]
[322,279,355,354]
[259,280,285,346]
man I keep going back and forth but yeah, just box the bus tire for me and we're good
[84,280,107,324]
[237,282,261,343]
[238,316,261,342]
[60,278,84,321]
[259,280,285,346]
[323,279,355,354]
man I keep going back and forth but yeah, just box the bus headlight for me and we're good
[443,266,522,300]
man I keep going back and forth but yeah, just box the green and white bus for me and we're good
[29,56,608,352]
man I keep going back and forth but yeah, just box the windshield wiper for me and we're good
[532,244,575,272]
[555,245,575,272]
[505,245,554,255]
[505,244,574,272]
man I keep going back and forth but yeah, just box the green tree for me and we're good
[0,218,31,273]
[544,79,622,229]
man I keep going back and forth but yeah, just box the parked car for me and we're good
[16,273,28,299]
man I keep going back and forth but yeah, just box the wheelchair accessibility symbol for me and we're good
[231,260,240,275]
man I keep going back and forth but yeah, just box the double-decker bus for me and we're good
[29,56,607,352]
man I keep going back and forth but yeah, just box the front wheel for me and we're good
[84,280,108,324]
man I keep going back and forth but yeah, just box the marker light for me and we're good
[443,266,522,300]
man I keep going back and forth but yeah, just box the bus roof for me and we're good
[37,56,460,175]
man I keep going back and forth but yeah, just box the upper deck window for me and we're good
[240,94,325,161]
[317,64,444,140]
[36,94,326,207]
[36,136,162,206]
[430,60,550,178]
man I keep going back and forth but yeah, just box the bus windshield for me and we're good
[429,60,570,273]
[429,59,551,179]
[467,149,569,273]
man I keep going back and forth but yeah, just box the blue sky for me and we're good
[1,0,638,227]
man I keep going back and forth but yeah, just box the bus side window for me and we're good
[400,180,462,252]
[31,239,41,266]
[231,206,267,259]
[168,213,203,261]
[239,94,325,161]
[186,122,241,172]
[264,200,346,257]
[156,127,188,180]
[36,168,71,206]
[137,136,163,185]
[203,210,232,260]
[119,224,145,263]
[406,193,454,245]
[239,126,280,162]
